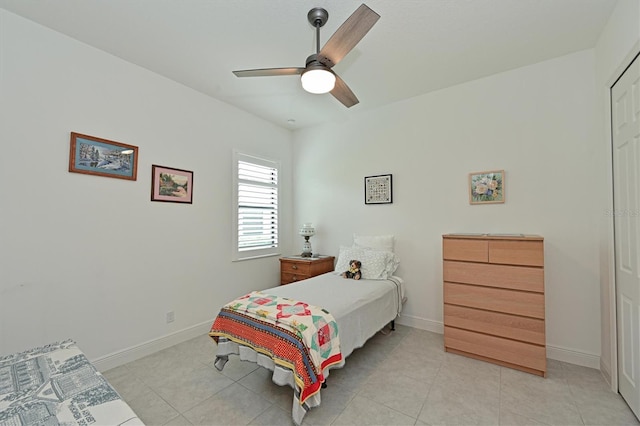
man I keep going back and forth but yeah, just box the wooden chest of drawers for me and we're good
[279,256,335,285]
[442,234,546,376]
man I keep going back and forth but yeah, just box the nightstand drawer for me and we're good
[281,272,310,284]
[281,262,312,275]
[279,256,335,285]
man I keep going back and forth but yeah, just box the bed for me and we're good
[209,235,404,425]
[0,339,143,426]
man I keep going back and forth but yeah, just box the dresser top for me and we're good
[443,233,543,241]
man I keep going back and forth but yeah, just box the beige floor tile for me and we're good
[499,409,548,425]
[173,334,219,367]
[163,414,194,425]
[332,395,416,425]
[248,404,295,426]
[302,382,356,425]
[237,366,295,407]
[500,367,582,425]
[359,369,431,418]
[108,326,639,426]
[154,365,234,413]
[126,345,205,389]
[216,355,260,381]
[126,389,180,425]
[182,383,273,425]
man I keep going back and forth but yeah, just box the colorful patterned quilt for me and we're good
[209,291,342,404]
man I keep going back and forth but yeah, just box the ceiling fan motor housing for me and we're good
[305,54,332,71]
[307,7,329,27]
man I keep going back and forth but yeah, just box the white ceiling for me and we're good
[0,0,618,130]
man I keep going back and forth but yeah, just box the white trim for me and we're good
[605,39,640,393]
[232,150,281,261]
[91,319,214,372]
[400,318,601,369]
[601,357,614,388]
[395,314,443,334]
[546,344,600,369]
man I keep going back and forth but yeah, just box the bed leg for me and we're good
[390,320,395,331]
[321,381,327,389]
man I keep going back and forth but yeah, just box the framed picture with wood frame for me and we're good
[151,165,194,204]
[469,169,505,204]
[69,132,138,180]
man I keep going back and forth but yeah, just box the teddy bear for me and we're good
[341,260,362,280]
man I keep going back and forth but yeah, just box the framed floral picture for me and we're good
[469,170,504,204]
[151,165,193,204]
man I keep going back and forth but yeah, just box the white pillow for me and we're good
[384,252,400,277]
[335,245,396,280]
[335,245,364,276]
[353,234,395,252]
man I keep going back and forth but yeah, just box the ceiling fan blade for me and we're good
[233,68,304,77]
[331,75,359,108]
[317,4,380,68]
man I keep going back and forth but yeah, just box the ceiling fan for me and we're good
[232,4,380,108]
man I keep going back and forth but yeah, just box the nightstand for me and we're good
[279,256,335,285]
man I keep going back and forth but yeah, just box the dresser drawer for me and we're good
[489,240,543,266]
[443,238,488,262]
[444,304,545,345]
[444,326,546,374]
[444,282,545,319]
[443,260,544,292]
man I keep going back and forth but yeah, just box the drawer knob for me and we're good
[292,276,298,281]
[292,265,298,270]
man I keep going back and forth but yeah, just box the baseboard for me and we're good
[91,317,602,373]
[396,314,443,334]
[92,319,215,372]
[600,358,613,387]
[546,344,600,369]
[397,317,601,369]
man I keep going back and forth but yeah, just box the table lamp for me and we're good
[299,223,315,257]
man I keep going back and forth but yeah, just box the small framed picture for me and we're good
[469,170,504,204]
[365,174,393,204]
[151,165,194,204]
[69,132,138,180]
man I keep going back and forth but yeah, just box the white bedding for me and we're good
[267,272,404,361]
[212,272,404,425]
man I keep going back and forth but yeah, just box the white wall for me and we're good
[594,0,640,385]
[0,10,294,364]
[293,49,603,367]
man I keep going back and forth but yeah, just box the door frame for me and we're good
[607,41,640,393]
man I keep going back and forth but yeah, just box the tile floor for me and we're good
[103,325,639,425]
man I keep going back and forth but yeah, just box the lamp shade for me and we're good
[301,67,336,94]
[299,223,315,237]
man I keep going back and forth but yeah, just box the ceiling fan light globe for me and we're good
[301,68,336,94]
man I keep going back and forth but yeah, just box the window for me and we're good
[233,151,279,260]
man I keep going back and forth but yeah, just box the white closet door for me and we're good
[613,52,640,420]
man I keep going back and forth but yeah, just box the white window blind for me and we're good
[233,152,279,260]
